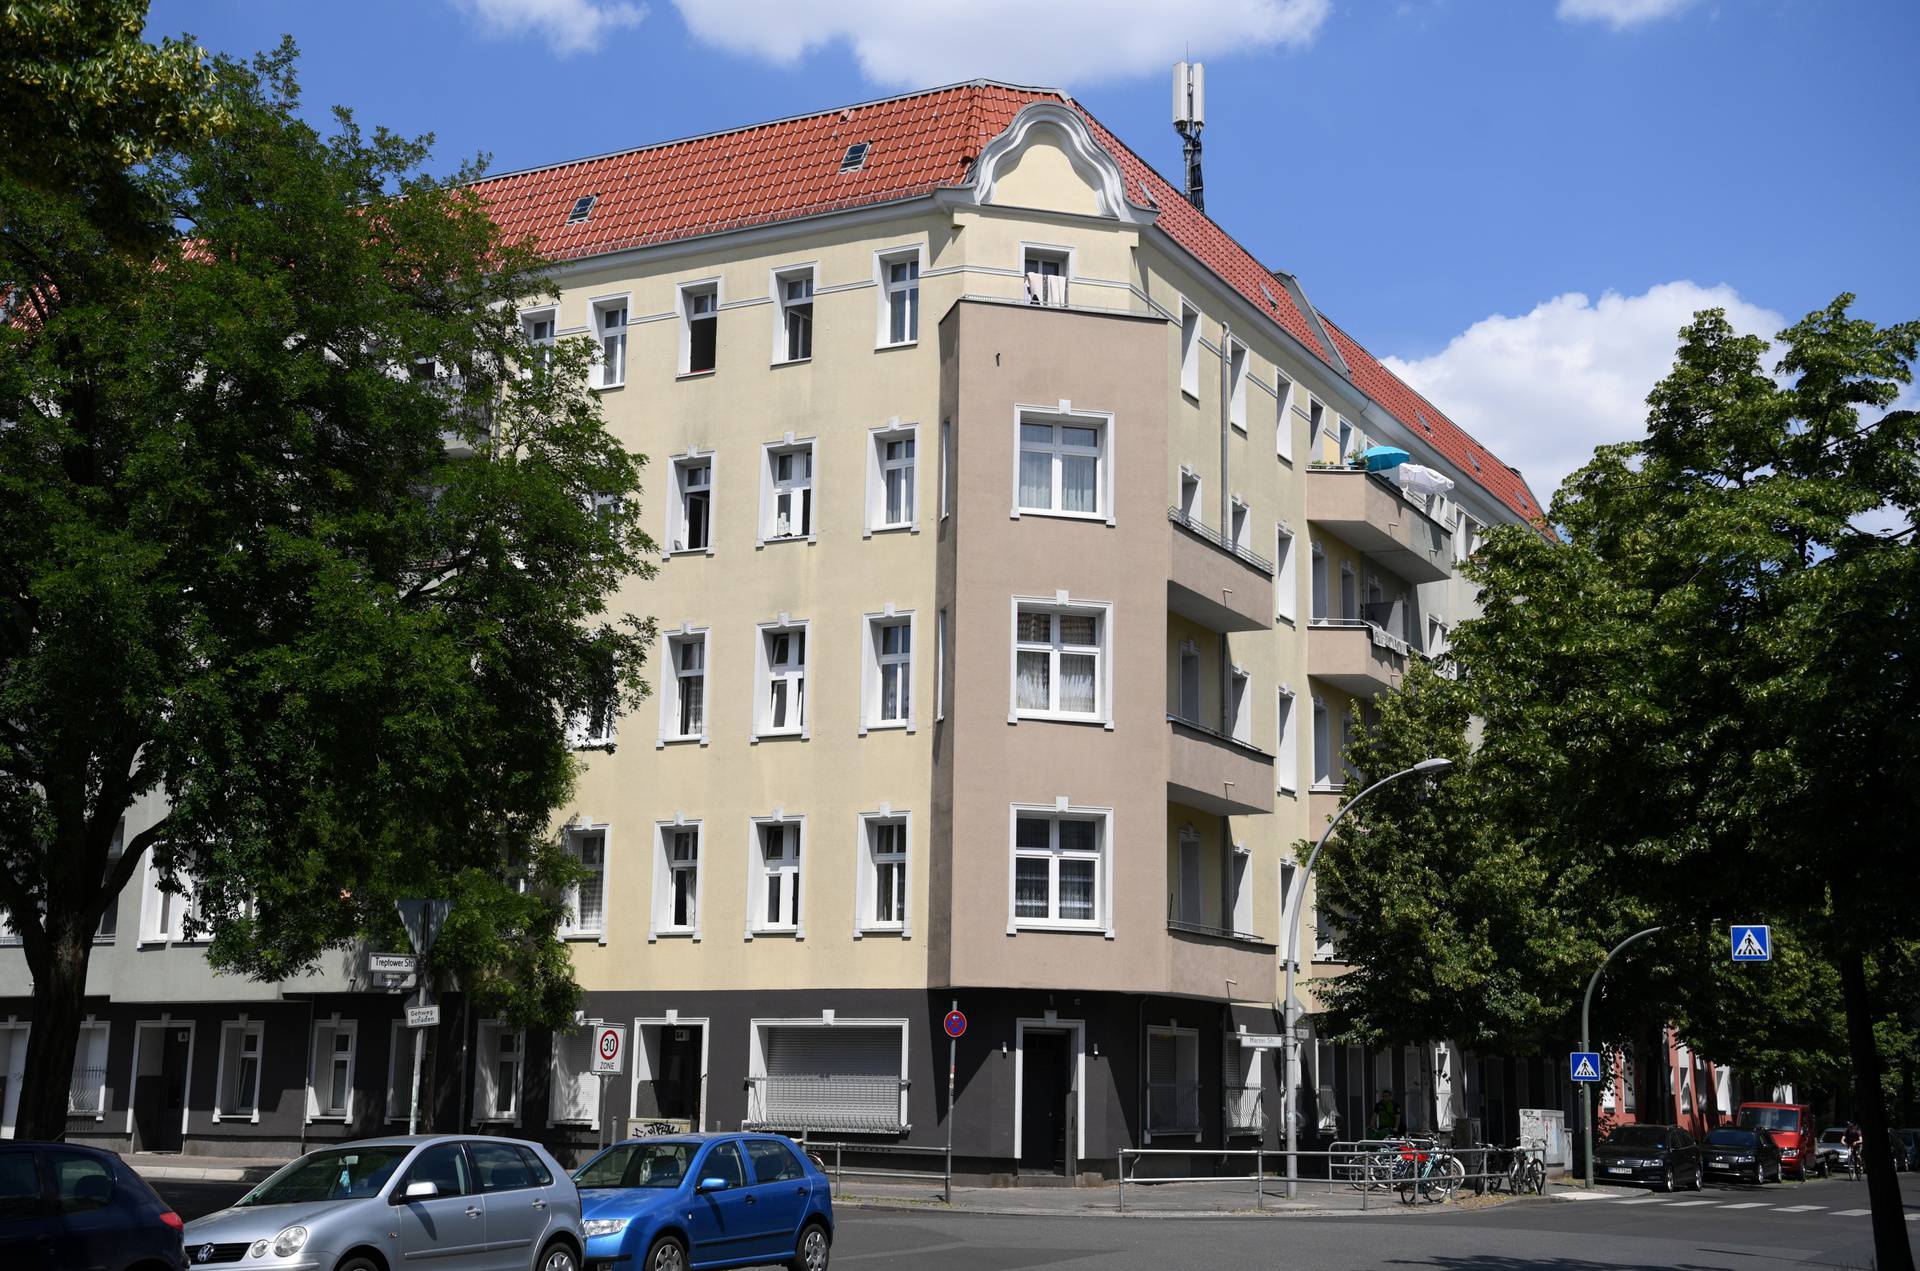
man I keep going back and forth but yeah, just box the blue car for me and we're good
[573,1133,831,1271]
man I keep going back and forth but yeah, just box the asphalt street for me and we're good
[152,1172,1918,1270]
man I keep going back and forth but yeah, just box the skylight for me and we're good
[566,194,597,224]
[1414,408,1433,434]
[1259,282,1277,309]
[839,142,870,172]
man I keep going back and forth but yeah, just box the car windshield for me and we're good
[1819,1129,1847,1144]
[574,1142,697,1190]
[1739,1107,1798,1132]
[1608,1126,1668,1148]
[1708,1129,1755,1147]
[238,1147,412,1206]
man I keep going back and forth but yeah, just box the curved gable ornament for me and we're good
[966,102,1146,223]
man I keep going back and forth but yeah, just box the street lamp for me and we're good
[1279,757,1452,1198]
[1580,926,1662,1189]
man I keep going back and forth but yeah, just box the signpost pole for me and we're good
[1581,926,1662,1189]
[945,999,957,1204]
[395,899,451,1138]
[407,997,428,1136]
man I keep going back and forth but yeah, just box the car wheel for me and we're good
[645,1234,688,1271]
[539,1239,580,1271]
[1692,1164,1704,1191]
[1661,1164,1676,1193]
[788,1220,831,1271]
[335,1259,382,1271]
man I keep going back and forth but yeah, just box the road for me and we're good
[152,1171,1917,1270]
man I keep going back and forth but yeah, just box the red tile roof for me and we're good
[467,81,1541,527]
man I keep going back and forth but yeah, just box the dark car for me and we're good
[1703,1126,1783,1184]
[1813,1126,1849,1177]
[1593,1123,1703,1191]
[0,1141,185,1271]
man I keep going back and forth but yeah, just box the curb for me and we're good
[836,1191,1528,1220]
[135,1164,281,1183]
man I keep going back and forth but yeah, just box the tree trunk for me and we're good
[17,928,94,1141]
[1838,947,1914,1271]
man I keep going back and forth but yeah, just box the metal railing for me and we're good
[1224,1086,1265,1135]
[795,1134,953,1204]
[1167,507,1275,574]
[67,1068,106,1116]
[1117,1140,1549,1212]
[742,1075,907,1135]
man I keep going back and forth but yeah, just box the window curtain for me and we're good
[1019,449,1052,509]
[1060,453,1097,512]
[1058,653,1095,714]
[1016,651,1050,711]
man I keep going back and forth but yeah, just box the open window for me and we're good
[214,1021,263,1121]
[1177,467,1202,524]
[774,266,814,363]
[1275,524,1297,622]
[652,821,701,939]
[760,440,815,544]
[1276,687,1298,795]
[1275,374,1294,461]
[755,620,808,738]
[593,296,628,388]
[668,454,712,555]
[1229,666,1252,744]
[659,629,707,745]
[1227,340,1248,431]
[750,817,804,936]
[679,281,719,375]
[1022,245,1069,306]
[1179,301,1201,399]
[876,246,921,347]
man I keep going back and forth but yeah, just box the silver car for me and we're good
[182,1134,582,1271]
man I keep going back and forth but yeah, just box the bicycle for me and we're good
[1508,1144,1546,1195]
[1845,1145,1863,1181]
[1396,1143,1466,1204]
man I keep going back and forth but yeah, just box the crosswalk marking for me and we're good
[1663,1200,1719,1207]
[1719,1202,1771,1209]
[1776,1205,1826,1212]
[1613,1197,1670,1205]
[1833,1208,1873,1216]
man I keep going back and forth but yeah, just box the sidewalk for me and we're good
[831,1175,1566,1219]
[126,1152,288,1183]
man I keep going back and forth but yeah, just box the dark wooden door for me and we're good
[1020,1032,1069,1172]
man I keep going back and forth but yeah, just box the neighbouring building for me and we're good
[1,81,1563,1171]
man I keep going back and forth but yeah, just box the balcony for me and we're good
[1167,716,1274,816]
[1305,469,1453,584]
[1168,508,1273,633]
[1306,619,1408,696]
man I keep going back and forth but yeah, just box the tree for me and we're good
[1321,298,1918,1266]
[0,33,654,1139]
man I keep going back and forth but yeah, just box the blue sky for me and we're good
[150,0,1919,496]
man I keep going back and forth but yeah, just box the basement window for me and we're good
[840,142,870,172]
[566,194,597,224]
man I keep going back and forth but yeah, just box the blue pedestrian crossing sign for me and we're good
[1731,924,1771,962]
[1570,1051,1602,1083]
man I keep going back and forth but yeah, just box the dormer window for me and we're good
[840,143,870,172]
[1023,248,1068,307]
[566,194,597,224]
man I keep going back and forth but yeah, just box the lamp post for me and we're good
[1280,757,1452,1198]
[1580,925,1663,1189]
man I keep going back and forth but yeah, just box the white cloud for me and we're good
[453,0,648,56]
[670,0,1328,89]
[1382,282,1785,503]
[1555,0,1694,30]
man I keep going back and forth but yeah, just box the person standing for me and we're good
[1373,1088,1402,1138]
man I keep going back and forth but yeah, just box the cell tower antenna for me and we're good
[1171,60,1206,211]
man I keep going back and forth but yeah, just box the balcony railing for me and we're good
[1168,507,1273,574]
[1225,1084,1266,1134]
[67,1068,106,1116]
[1147,1080,1203,1135]
[742,1075,906,1135]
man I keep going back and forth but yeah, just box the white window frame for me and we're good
[758,435,817,546]
[213,1019,264,1123]
[865,420,919,535]
[1230,843,1253,936]
[473,1020,526,1125]
[1020,241,1073,307]
[1006,802,1115,937]
[860,608,916,735]
[591,293,629,389]
[548,1026,600,1126]
[678,279,720,376]
[138,857,202,946]
[68,1020,110,1120]
[520,306,557,378]
[1276,686,1298,795]
[1010,403,1115,526]
[770,263,816,364]
[307,1018,357,1122]
[939,418,952,520]
[666,451,714,557]
[1176,826,1203,925]
[934,608,947,722]
[1229,664,1252,744]
[650,819,703,941]
[1178,466,1203,523]
[1275,522,1297,622]
[753,617,810,740]
[874,245,923,347]
[1227,339,1249,431]
[747,814,806,939]
[1276,374,1295,461]
[1229,495,1250,553]
[1179,300,1201,399]
[1336,414,1355,463]
[657,626,709,747]
[560,823,609,941]
[1310,540,1329,621]
[1311,694,1333,790]
[1009,595,1114,728]
[1145,1025,1202,1141]
[1307,397,1325,458]
[855,810,912,938]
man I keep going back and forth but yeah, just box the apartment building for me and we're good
[0,81,1546,1169]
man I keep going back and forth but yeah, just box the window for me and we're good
[1016,411,1106,518]
[1276,375,1294,461]
[939,419,952,519]
[668,456,712,555]
[934,609,947,722]
[1336,415,1354,463]
[1310,542,1328,621]
[660,631,707,744]
[1279,859,1299,939]
[1013,603,1106,722]
[1147,1028,1201,1135]
[550,1028,598,1124]
[470,1140,540,1193]
[654,824,701,937]
[839,142,870,172]
[309,1020,356,1119]
[562,827,606,938]
[776,268,814,363]
[50,1152,112,1215]
[473,1022,525,1123]
[761,441,814,543]
[568,647,618,749]
[522,309,556,377]
[747,1138,807,1183]
[756,622,807,737]
[1023,247,1068,306]
[1276,688,1298,794]
[860,816,908,934]
[866,424,916,533]
[1228,341,1248,430]
[402,1143,471,1197]
[1177,641,1201,723]
[1176,827,1202,924]
[139,859,202,944]
[566,193,597,224]
[859,614,913,731]
[1339,562,1357,621]
[214,1021,263,1120]
[1307,398,1324,457]
[1179,301,1200,398]
[594,297,628,388]
[94,821,123,942]
[1227,1039,1263,1134]
[1229,497,1250,552]
[1275,525,1296,622]
[702,1141,748,1189]
[680,281,718,375]
[753,820,803,935]
[1229,666,1251,744]
[1230,845,1253,935]
[878,248,920,346]
[68,1022,109,1117]
[1010,811,1107,930]
[1178,468,1202,523]
[1311,696,1332,789]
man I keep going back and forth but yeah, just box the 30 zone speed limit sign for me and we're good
[592,1024,627,1075]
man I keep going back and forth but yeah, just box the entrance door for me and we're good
[1020,1031,1071,1173]
[135,1029,189,1153]
[655,1026,701,1124]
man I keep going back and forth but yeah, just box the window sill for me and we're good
[560,931,605,943]
[865,522,915,536]
[1277,452,1295,468]
[856,925,909,938]
[591,382,626,393]
[1278,785,1299,798]
[677,369,717,381]
[771,357,812,368]
[1231,421,1247,434]
[308,1114,350,1124]
[750,927,801,939]
[475,1116,521,1126]
[758,534,815,547]
[653,928,697,940]
[1012,507,1108,524]
[1276,613,1296,628]
[864,719,910,733]
[1181,388,1201,404]
[1011,711,1109,727]
[659,734,707,747]
[874,340,919,353]
[664,547,714,558]
[753,728,806,741]
[573,740,617,753]
[1011,921,1106,935]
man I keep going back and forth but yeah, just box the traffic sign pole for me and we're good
[945,1000,959,1205]
[1581,926,1662,1189]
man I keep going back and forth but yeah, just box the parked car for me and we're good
[1890,1128,1917,1172]
[1813,1126,1849,1177]
[183,1134,581,1270]
[0,1140,185,1271]
[1736,1101,1815,1179]
[1900,1129,1920,1172]
[1592,1123,1703,1191]
[1703,1126,1783,1184]
[574,1133,834,1271]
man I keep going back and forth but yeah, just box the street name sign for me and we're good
[592,1025,627,1075]
[406,1004,441,1028]
[1570,1051,1602,1082]
[1730,925,1771,962]
[369,953,416,975]
[1239,1034,1288,1050]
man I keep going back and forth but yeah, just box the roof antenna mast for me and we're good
[1172,60,1205,212]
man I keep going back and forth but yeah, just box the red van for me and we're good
[1737,1102,1818,1178]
